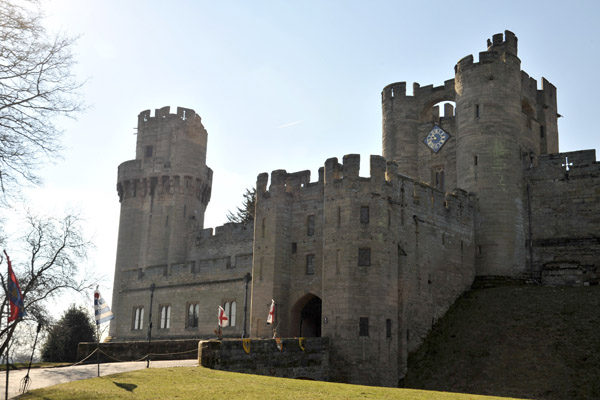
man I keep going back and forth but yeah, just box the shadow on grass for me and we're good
[113,381,137,392]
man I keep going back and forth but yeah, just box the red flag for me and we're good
[4,251,26,322]
[218,306,229,327]
[266,299,275,325]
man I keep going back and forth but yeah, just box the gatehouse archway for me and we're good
[290,294,322,337]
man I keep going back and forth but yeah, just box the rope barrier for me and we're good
[29,346,199,369]
[97,347,198,363]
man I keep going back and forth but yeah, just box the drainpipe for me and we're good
[146,282,155,367]
[242,273,252,338]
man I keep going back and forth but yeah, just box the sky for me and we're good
[9,0,600,311]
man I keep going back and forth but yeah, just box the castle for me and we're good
[109,31,600,386]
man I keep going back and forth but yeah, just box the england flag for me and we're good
[266,299,275,325]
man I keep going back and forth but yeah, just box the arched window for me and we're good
[187,303,199,328]
[160,305,171,329]
[133,306,144,330]
[224,301,237,327]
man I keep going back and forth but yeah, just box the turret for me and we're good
[454,31,527,276]
[110,106,213,338]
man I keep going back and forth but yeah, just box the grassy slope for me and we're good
[401,284,600,400]
[18,366,525,400]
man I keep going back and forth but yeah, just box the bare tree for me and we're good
[0,210,95,359]
[0,0,84,200]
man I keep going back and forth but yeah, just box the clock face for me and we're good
[424,125,450,153]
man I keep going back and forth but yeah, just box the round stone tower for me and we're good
[109,106,212,338]
[454,31,527,276]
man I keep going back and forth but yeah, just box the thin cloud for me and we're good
[277,120,303,129]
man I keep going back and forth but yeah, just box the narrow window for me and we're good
[150,177,158,196]
[478,245,482,255]
[335,249,340,275]
[230,301,236,327]
[291,242,297,254]
[145,145,153,158]
[306,254,315,275]
[359,317,369,337]
[386,319,392,338]
[224,302,230,321]
[183,205,187,217]
[540,125,545,138]
[261,218,266,238]
[159,305,171,329]
[307,215,315,236]
[133,306,144,330]
[474,155,478,166]
[337,206,341,227]
[224,301,236,327]
[358,248,371,266]
[187,303,199,328]
[475,104,480,118]
[360,206,370,224]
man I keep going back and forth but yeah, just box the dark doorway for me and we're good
[299,296,322,337]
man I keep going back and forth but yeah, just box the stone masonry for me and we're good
[109,31,599,387]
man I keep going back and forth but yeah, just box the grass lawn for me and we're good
[18,366,525,400]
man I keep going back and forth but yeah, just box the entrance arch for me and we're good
[290,293,322,337]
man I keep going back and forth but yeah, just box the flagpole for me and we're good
[94,287,115,377]
[5,314,9,400]
[96,323,100,377]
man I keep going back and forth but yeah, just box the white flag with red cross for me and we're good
[266,299,275,325]
[218,305,229,327]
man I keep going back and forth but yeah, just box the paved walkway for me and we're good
[0,359,198,399]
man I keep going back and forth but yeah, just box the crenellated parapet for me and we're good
[256,168,324,199]
[137,106,204,134]
[381,79,456,117]
[455,30,519,75]
[197,221,255,242]
[256,154,474,223]
[116,170,213,205]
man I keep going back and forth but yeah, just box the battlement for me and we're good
[456,31,519,73]
[257,154,473,219]
[256,168,323,197]
[137,106,200,127]
[381,79,455,102]
[197,221,255,241]
[116,171,212,204]
[519,71,557,109]
[486,30,518,55]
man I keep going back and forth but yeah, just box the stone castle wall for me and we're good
[251,154,475,386]
[526,150,600,285]
[112,221,253,341]
[199,338,329,381]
